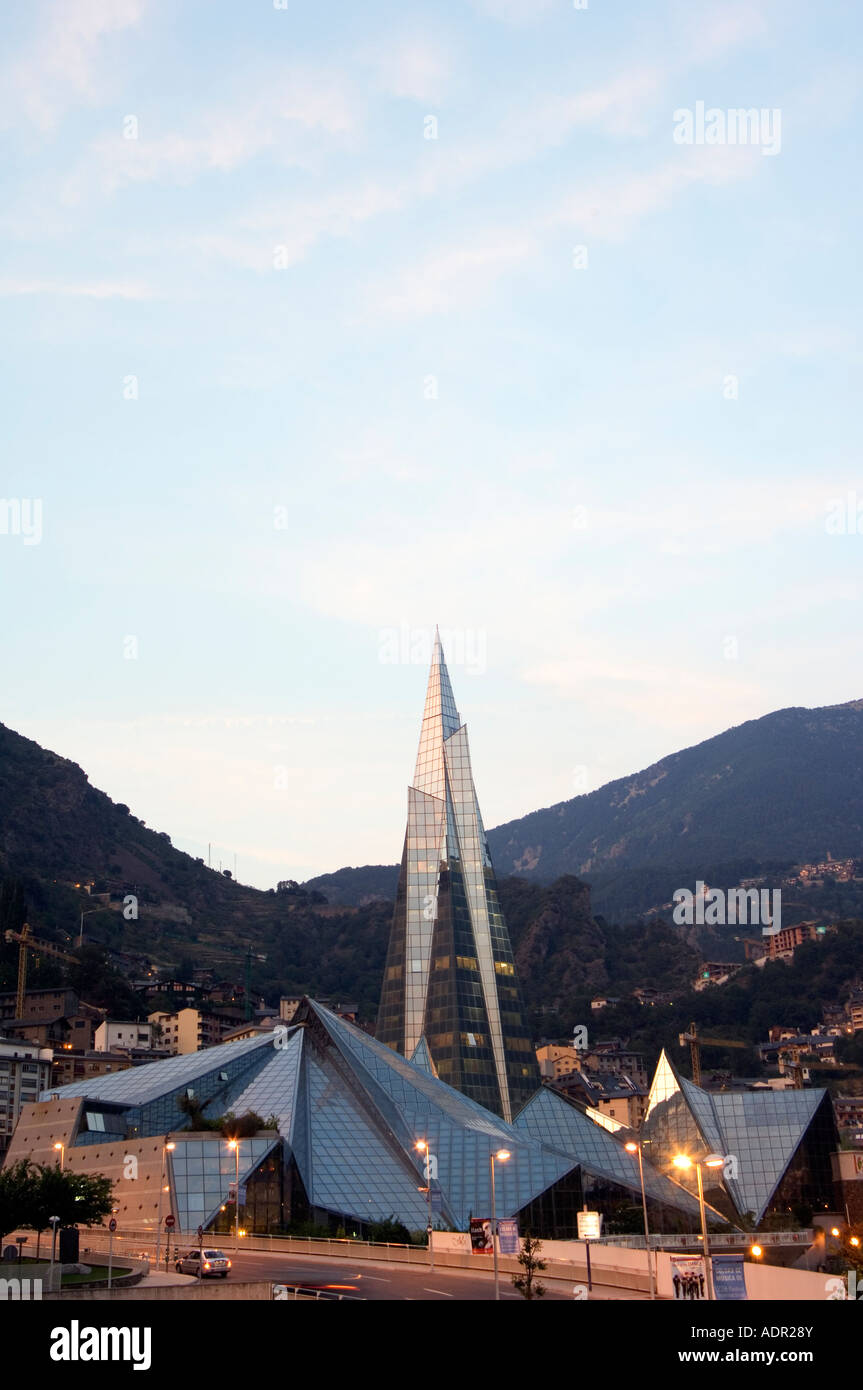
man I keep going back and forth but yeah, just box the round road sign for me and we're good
[108,1219,117,1233]
[164,1215,175,1228]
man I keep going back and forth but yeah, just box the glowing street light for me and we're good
[750,1244,763,1259]
[490,1149,511,1302]
[415,1140,435,1271]
[227,1139,241,1243]
[625,1140,655,1299]
[155,1139,176,1267]
[53,1142,65,1171]
[672,1154,723,1300]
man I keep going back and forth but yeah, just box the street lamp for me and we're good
[228,1139,240,1243]
[53,1142,65,1171]
[490,1148,511,1302]
[625,1140,655,1300]
[673,1153,724,1300]
[415,1140,435,1271]
[48,1215,60,1290]
[750,1244,763,1259]
[155,1139,175,1267]
[77,908,100,948]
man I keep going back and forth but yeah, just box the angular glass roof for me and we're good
[44,1032,274,1106]
[515,1086,711,1221]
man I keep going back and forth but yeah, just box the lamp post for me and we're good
[77,908,100,948]
[228,1139,240,1243]
[673,1153,724,1300]
[625,1140,655,1300]
[53,1142,65,1171]
[415,1140,435,1271]
[48,1215,60,1291]
[490,1148,511,1302]
[155,1139,175,1268]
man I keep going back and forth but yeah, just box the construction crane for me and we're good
[679,1021,748,1086]
[5,924,80,1019]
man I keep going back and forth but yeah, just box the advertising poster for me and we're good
[497,1218,519,1254]
[712,1253,749,1300]
[470,1217,494,1253]
[670,1256,707,1301]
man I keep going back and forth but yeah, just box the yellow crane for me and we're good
[5,924,80,1018]
[678,1021,748,1086]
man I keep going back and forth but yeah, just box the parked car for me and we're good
[175,1249,231,1277]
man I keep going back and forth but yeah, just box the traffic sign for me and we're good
[164,1215,175,1228]
[108,1219,117,1233]
[197,1225,203,1237]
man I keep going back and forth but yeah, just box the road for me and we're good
[205,1248,647,1301]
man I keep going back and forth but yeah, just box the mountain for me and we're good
[304,699,863,920]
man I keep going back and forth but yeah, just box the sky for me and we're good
[1,0,860,889]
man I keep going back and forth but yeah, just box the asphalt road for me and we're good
[209,1248,644,1301]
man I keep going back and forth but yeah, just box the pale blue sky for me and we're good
[1,0,860,887]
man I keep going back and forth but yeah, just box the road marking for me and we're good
[424,1288,454,1296]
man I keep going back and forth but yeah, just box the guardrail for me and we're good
[273,1283,365,1302]
[598,1230,815,1249]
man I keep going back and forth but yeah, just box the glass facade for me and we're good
[44,999,712,1238]
[640,1049,839,1225]
[377,630,539,1121]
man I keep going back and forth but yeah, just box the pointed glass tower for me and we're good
[377,630,539,1121]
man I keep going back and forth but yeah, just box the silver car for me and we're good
[175,1249,232,1277]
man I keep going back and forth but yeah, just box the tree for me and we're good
[23,1165,115,1256]
[0,1161,36,1251]
[511,1232,547,1300]
[220,1110,266,1140]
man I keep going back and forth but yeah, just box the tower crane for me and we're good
[4,924,80,1019]
[678,1021,748,1086]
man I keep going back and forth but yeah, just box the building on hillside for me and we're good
[536,1043,583,1080]
[148,1007,225,1054]
[376,630,539,1122]
[584,1041,649,1090]
[693,962,743,991]
[639,1050,840,1226]
[832,1096,863,1153]
[590,997,621,1011]
[551,1070,647,1129]
[279,996,304,1024]
[50,1050,137,1089]
[94,1020,155,1052]
[0,1037,52,1161]
[3,1013,95,1051]
[848,993,863,1033]
[5,999,715,1240]
[0,988,83,1022]
[765,922,836,961]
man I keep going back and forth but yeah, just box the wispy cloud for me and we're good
[0,277,154,299]
[0,0,146,132]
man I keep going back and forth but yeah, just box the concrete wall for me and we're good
[46,1281,274,1302]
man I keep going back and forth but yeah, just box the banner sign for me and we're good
[470,1217,494,1254]
[497,1218,519,1254]
[670,1256,707,1301]
[712,1253,748,1301]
